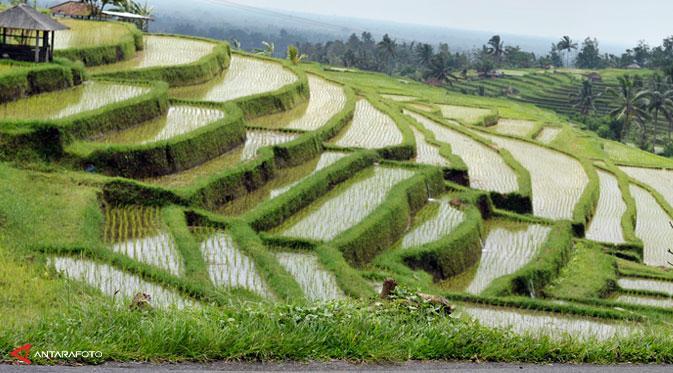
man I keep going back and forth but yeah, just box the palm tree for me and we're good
[286,45,306,65]
[415,43,434,67]
[486,35,504,62]
[644,88,673,146]
[424,53,460,85]
[607,75,649,142]
[557,36,578,67]
[254,41,275,56]
[570,80,601,116]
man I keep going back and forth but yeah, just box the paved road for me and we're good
[2,362,673,372]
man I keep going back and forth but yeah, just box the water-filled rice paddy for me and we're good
[629,184,673,267]
[439,104,493,125]
[585,171,626,244]
[49,257,191,308]
[330,99,404,149]
[621,166,673,209]
[400,197,464,249]
[461,305,629,341]
[88,35,216,74]
[617,295,673,308]
[275,252,344,301]
[408,103,437,112]
[104,206,183,276]
[251,75,346,131]
[492,119,535,137]
[97,105,225,144]
[144,130,298,188]
[405,111,518,194]
[194,228,271,298]
[410,127,449,167]
[536,127,562,144]
[381,94,417,102]
[275,166,415,241]
[482,133,588,220]
[463,222,551,295]
[54,19,131,50]
[0,81,149,121]
[170,55,297,102]
[218,152,345,215]
[618,278,673,296]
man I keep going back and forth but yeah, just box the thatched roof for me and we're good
[50,1,94,18]
[0,4,69,31]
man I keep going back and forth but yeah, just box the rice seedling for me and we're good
[465,222,551,295]
[408,103,437,112]
[406,111,518,194]
[381,94,417,102]
[439,104,493,125]
[0,81,149,121]
[170,55,297,102]
[104,206,183,276]
[492,119,536,137]
[330,99,404,149]
[604,140,673,168]
[460,305,631,341]
[96,105,226,144]
[482,133,588,220]
[400,197,465,249]
[618,278,673,296]
[616,295,673,308]
[410,127,449,167]
[88,35,216,73]
[194,228,271,298]
[620,166,673,209]
[275,166,414,241]
[48,256,192,308]
[275,251,345,301]
[629,184,673,267]
[145,130,298,188]
[536,127,562,144]
[585,171,626,244]
[251,75,346,131]
[53,19,131,50]
[218,152,346,215]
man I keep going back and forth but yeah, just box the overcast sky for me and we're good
[225,0,668,46]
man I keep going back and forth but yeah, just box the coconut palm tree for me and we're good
[644,88,673,146]
[570,79,601,116]
[486,35,505,63]
[557,36,578,67]
[607,75,650,142]
[254,41,275,56]
[415,43,434,67]
[286,45,307,65]
[424,52,460,85]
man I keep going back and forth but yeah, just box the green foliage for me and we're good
[0,59,84,104]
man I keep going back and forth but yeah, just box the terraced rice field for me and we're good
[381,94,417,102]
[145,130,298,188]
[195,229,271,298]
[536,127,562,144]
[98,105,225,144]
[620,166,673,208]
[617,295,673,308]
[629,185,673,267]
[0,82,148,120]
[330,99,403,149]
[275,252,344,301]
[405,111,518,194]
[464,223,551,295]
[461,305,630,341]
[218,152,346,215]
[275,166,414,241]
[54,19,131,50]
[492,119,536,137]
[171,55,297,102]
[49,257,191,308]
[439,104,493,124]
[104,206,183,276]
[482,133,588,220]
[618,278,673,296]
[89,35,216,73]
[410,127,448,167]
[585,171,626,244]
[400,197,465,249]
[251,75,346,131]
[408,103,437,112]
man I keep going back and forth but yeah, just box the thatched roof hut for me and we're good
[0,4,68,62]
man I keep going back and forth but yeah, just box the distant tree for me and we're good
[424,52,460,85]
[643,76,673,144]
[486,35,505,63]
[576,37,603,69]
[377,34,397,73]
[571,80,601,116]
[607,75,650,141]
[557,36,578,67]
[415,43,434,67]
[286,45,306,65]
[254,41,275,56]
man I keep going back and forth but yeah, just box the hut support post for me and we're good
[34,30,39,62]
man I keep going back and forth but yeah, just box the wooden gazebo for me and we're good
[0,4,69,63]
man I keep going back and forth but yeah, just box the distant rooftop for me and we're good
[50,1,94,18]
[0,4,68,31]
[102,10,152,21]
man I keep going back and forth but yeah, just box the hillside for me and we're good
[2,15,673,365]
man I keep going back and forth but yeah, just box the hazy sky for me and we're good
[226,0,668,46]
